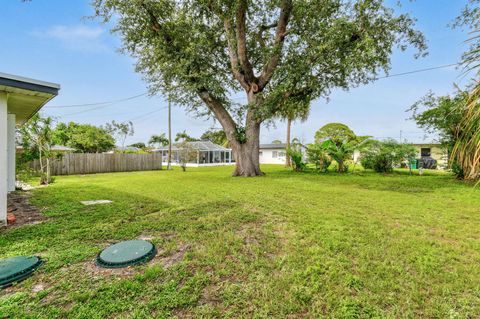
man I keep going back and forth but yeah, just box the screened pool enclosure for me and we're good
[153,141,233,167]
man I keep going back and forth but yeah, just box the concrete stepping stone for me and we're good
[80,200,112,206]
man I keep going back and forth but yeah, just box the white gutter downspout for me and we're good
[7,113,16,192]
[0,93,8,226]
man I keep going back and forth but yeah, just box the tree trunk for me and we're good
[285,117,292,167]
[231,124,263,177]
[167,98,172,170]
[230,94,264,177]
[46,157,51,185]
[198,90,263,177]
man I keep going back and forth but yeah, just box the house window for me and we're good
[278,151,286,157]
[272,151,278,158]
[421,148,431,157]
[259,151,263,157]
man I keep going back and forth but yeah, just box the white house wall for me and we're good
[259,149,286,165]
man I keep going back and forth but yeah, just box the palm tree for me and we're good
[451,84,480,180]
[279,107,310,167]
[451,26,480,180]
[149,133,169,148]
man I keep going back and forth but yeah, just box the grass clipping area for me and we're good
[1,165,480,318]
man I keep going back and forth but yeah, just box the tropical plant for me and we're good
[451,88,480,180]
[92,0,426,176]
[277,102,310,167]
[314,123,368,173]
[360,139,417,173]
[175,131,198,142]
[446,3,480,180]
[306,143,331,172]
[322,139,355,173]
[287,138,306,172]
[149,133,169,148]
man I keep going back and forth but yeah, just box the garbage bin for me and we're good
[410,159,417,170]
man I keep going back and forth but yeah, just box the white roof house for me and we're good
[17,145,75,152]
[0,72,60,225]
[259,143,287,165]
[153,140,233,167]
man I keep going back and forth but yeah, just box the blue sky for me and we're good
[0,0,473,145]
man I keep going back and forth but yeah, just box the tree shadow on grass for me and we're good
[0,182,259,270]
[0,182,275,318]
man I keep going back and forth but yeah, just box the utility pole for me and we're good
[167,98,172,170]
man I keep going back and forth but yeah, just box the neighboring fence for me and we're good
[30,153,163,175]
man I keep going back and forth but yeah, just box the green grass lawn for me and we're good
[1,165,480,318]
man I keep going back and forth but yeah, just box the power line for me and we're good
[45,62,460,110]
[128,107,168,122]
[376,63,459,80]
[57,104,114,117]
[47,92,149,108]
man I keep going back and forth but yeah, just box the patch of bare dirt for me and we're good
[198,283,221,306]
[158,243,192,268]
[82,259,138,278]
[3,192,46,229]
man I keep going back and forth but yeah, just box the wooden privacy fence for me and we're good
[30,153,163,175]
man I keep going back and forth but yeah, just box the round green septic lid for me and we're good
[96,240,156,268]
[0,256,42,288]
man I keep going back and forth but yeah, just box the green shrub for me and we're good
[360,140,417,173]
[306,144,331,172]
[287,140,306,172]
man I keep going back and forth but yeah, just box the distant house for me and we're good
[411,143,448,169]
[152,141,233,167]
[354,142,448,170]
[16,145,75,153]
[259,143,287,165]
[104,146,140,154]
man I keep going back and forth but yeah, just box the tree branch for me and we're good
[223,19,250,91]
[258,0,293,90]
[256,22,278,48]
[235,0,256,86]
[197,89,239,146]
[141,2,172,43]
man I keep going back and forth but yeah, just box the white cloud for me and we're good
[31,25,107,53]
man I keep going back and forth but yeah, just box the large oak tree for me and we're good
[93,0,426,176]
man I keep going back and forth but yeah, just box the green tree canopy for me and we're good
[314,123,356,146]
[93,0,426,176]
[201,129,228,146]
[52,122,115,153]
